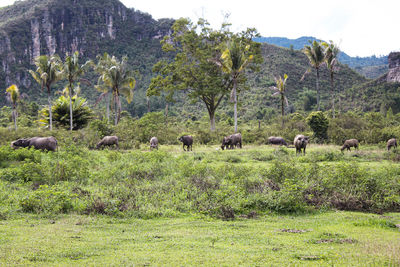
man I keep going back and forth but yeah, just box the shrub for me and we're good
[39,96,93,130]
[306,111,329,143]
[20,185,77,214]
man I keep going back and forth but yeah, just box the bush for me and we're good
[306,111,329,143]
[20,185,77,214]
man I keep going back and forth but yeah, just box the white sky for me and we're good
[1,0,399,57]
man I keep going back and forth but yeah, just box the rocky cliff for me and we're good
[386,52,400,83]
[0,0,173,106]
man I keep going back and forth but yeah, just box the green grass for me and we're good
[0,144,399,265]
[0,212,399,266]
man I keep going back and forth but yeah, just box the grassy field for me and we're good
[0,212,399,266]
[0,144,399,265]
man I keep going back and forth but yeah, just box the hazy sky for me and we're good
[1,0,399,57]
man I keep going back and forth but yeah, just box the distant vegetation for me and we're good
[255,36,388,78]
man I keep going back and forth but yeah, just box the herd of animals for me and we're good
[9,134,398,154]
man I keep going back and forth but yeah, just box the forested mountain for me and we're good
[1,0,397,123]
[0,0,173,115]
[254,36,388,79]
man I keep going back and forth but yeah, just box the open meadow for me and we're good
[0,143,399,265]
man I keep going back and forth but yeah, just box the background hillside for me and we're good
[254,36,388,79]
[0,0,397,123]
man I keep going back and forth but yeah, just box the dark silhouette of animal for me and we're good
[267,136,288,146]
[341,139,359,152]
[387,138,397,151]
[11,136,58,151]
[294,135,309,155]
[96,136,119,149]
[221,133,242,150]
[150,137,158,150]
[179,135,193,151]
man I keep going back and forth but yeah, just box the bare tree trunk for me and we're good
[316,68,320,111]
[331,75,335,118]
[165,102,169,126]
[13,108,17,131]
[233,80,238,133]
[106,93,110,123]
[209,110,216,132]
[147,96,150,113]
[69,84,73,131]
[114,94,119,126]
[48,91,53,131]
[281,95,285,127]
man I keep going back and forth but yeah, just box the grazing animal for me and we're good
[96,136,119,149]
[150,136,159,150]
[221,133,242,150]
[221,136,231,150]
[294,135,309,155]
[387,138,397,151]
[179,135,193,151]
[267,136,288,146]
[11,136,58,151]
[341,139,359,152]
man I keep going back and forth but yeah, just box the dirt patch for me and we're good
[315,238,357,244]
[279,228,310,233]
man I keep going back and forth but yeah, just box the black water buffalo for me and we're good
[179,135,193,151]
[341,139,359,152]
[150,136,159,150]
[11,136,58,151]
[221,133,242,150]
[294,135,309,155]
[267,136,288,146]
[96,136,119,149]
[387,138,397,151]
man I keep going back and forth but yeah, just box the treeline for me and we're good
[1,109,400,149]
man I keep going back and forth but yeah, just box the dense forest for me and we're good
[1,0,399,126]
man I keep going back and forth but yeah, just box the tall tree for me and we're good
[63,51,90,130]
[218,31,261,133]
[29,55,63,130]
[5,84,20,130]
[323,41,340,118]
[148,18,231,131]
[302,40,325,111]
[270,74,289,127]
[95,53,136,125]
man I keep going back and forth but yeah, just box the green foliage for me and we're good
[39,95,93,130]
[94,53,136,125]
[20,184,76,214]
[307,111,329,142]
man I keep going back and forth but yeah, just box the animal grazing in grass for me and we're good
[294,135,309,155]
[179,135,193,151]
[11,136,58,151]
[341,139,359,152]
[387,138,397,151]
[221,133,242,150]
[150,136,158,150]
[96,136,119,149]
[267,136,288,147]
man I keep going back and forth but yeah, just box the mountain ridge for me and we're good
[254,36,388,79]
[1,0,397,120]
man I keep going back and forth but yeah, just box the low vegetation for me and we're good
[0,142,399,265]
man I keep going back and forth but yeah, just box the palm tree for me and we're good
[270,74,289,127]
[95,53,136,125]
[219,39,254,133]
[29,55,63,130]
[5,84,20,130]
[63,51,90,130]
[303,40,325,111]
[323,41,340,118]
